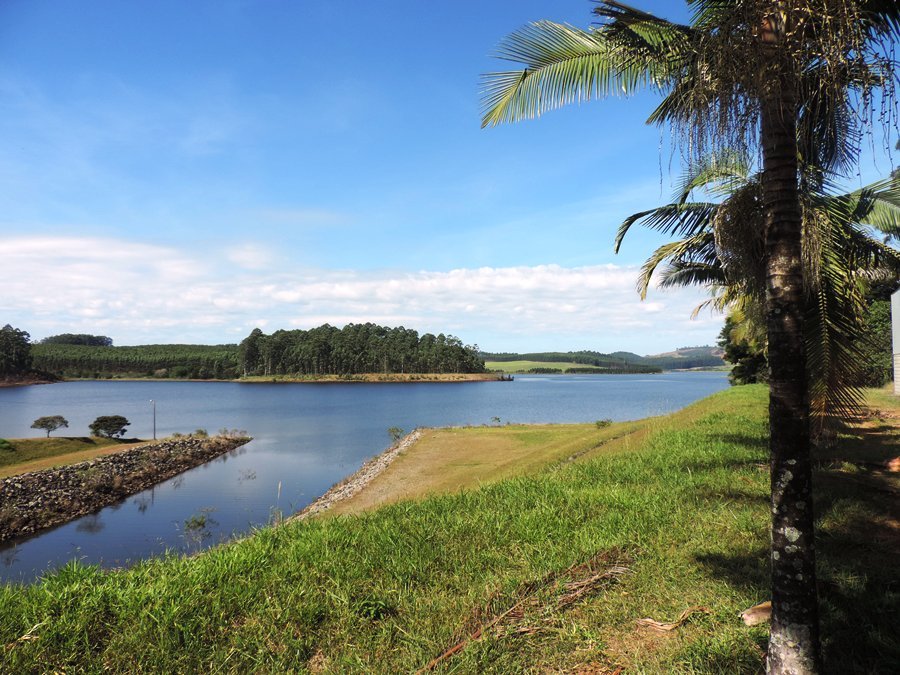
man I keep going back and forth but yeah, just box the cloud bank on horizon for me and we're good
[1,236,721,354]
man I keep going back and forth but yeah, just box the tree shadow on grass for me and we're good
[816,415,899,467]
[714,434,769,453]
[814,466,900,672]
[692,454,900,672]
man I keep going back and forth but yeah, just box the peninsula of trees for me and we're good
[238,324,485,376]
[17,324,486,380]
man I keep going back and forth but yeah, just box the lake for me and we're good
[0,372,728,583]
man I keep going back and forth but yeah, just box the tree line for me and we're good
[3,324,485,380]
[0,325,33,377]
[239,324,485,376]
[31,343,240,380]
[39,334,113,347]
[482,350,663,373]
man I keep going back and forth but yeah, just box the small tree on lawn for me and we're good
[30,415,69,438]
[89,415,130,439]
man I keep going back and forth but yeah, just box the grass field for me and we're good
[0,437,144,478]
[1,385,897,673]
[484,360,597,372]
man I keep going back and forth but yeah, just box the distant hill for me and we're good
[482,346,724,373]
[608,346,725,370]
[481,351,660,374]
[637,346,725,370]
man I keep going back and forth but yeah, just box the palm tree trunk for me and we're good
[761,81,822,673]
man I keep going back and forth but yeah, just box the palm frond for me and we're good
[657,261,725,290]
[614,202,718,253]
[481,21,648,127]
[634,232,720,297]
[671,151,751,204]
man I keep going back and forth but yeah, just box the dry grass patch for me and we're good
[328,421,646,515]
[0,437,145,478]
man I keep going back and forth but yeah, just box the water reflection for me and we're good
[75,514,104,535]
[1,546,19,568]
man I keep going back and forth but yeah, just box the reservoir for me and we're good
[0,372,728,582]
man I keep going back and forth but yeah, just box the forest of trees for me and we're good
[239,324,484,376]
[31,343,240,380]
[0,325,33,377]
[17,325,485,379]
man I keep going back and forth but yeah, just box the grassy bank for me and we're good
[1,386,897,672]
[327,420,649,516]
[0,437,143,479]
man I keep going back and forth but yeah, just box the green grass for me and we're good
[0,385,896,673]
[0,437,141,475]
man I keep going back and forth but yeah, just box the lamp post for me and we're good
[150,399,156,440]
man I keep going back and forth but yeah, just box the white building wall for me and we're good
[893,290,900,395]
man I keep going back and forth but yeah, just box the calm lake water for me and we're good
[0,372,728,583]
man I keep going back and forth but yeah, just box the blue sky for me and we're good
[1,1,896,353]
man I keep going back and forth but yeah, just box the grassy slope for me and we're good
[1,386,897,673]
[0,437,144,478]
[329,421,648,516]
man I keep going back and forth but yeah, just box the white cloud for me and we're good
[0,236,722,352]
[224,243,277,270]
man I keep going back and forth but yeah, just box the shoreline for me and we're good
[288,429,423,521]
[0,376,57,388]
[8,373,506,386]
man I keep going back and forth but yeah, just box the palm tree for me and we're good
[616,154,900,434]
[481,2,899,671]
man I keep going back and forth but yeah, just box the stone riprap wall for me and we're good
[0,436,251,543]
[290,429,422,521]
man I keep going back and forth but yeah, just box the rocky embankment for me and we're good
[0,435,251,543]
[290,429,422,521]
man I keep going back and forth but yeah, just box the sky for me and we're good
[1,1,896,354]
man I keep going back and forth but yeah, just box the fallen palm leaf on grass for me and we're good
[417,549,632,673]
[636,606,710,632]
